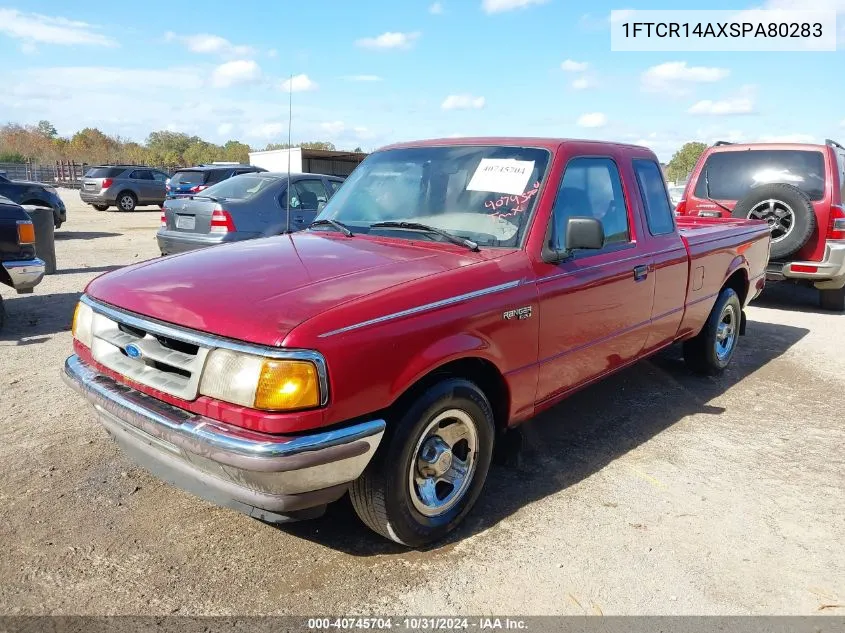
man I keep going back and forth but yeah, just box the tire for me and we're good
[731,183,816,260]
[117,192,137,212]
[349,378,495,547]
[683,287,743,375]
[820,287,845,312]
[93,204,109,211]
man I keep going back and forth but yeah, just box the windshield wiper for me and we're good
[309,218,353,237]
[703,167,732,215]
[370,221,479,251]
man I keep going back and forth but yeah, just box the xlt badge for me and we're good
[503,306,532,321]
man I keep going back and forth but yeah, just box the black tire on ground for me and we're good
[731,183,816,260]
[683,287,743,375]
[93,204,109,211]
[116,192,137,212]
[820,287,845,312]
[349,378,495,547]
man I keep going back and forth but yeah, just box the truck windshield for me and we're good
[314,145,552,247]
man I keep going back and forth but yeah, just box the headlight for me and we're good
[199,349,320,411]
[72,301,94,347]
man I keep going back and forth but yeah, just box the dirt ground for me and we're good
[0,190,843,616]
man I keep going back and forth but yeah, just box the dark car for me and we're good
[166,164,267,199]
[0,196,45,329]
[0,174,67,229]
[80,165,171,212]
[157,172,343,255]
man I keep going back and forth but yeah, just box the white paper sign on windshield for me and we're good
[466,159,535,196]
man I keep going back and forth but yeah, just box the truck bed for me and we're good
[674,215,771,339]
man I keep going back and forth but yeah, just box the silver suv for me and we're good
[80,166,170,212]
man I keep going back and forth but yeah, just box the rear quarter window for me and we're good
[693,149,826,201]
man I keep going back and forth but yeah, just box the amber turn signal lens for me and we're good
[254,360,320,411]
[17,221,35,245]
[72,302,81,337]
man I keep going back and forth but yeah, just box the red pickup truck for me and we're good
[64,138,770,546]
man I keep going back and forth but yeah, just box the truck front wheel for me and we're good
[350,378,495,547]
[683,287,742,375]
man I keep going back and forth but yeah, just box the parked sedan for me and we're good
[0,173,67,229]
[80,165,170,212]
[157,172,343,255]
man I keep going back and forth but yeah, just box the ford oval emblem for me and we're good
[125,344,143,359]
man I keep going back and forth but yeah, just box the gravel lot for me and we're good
[1,190,843,616]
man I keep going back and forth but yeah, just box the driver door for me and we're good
[535,155,655,403]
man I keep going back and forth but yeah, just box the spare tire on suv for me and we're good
[731,183,816,260]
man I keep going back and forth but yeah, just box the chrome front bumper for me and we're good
[776,241,845,290]
[2,257,45,294]
[62,354,386,522]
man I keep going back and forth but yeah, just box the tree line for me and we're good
[0,120,361,168]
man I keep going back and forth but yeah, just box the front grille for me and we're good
[90,310,210,400]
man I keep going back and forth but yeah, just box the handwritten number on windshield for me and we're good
[484,181,540,218]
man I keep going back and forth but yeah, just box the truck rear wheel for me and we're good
[349,378,495,547]
[820,287,845,312]
[683,287,742,375]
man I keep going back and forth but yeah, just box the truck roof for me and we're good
[380,136,652,153]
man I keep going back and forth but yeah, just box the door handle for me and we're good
[633,265,649,281]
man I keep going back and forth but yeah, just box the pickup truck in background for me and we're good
[677,140,845,311]
[63,138,771,546]
[0,196,46,329]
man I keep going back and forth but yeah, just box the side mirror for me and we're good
[542,216,605,263]
[564,217,604,251]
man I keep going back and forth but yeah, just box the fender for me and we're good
[388,331,507,404]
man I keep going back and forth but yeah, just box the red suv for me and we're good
[678,140,845,310]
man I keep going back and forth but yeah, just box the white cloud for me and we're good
[688,98,755,115]
[217,123,234,136]
[571,77,594,91]
[281,74,318,92]
[166,32,255,57]
[20,42,38,54]
[320,121,346,135]
[252,123,286,139]
[577,112,607,128]
[561,59,588,72]
[430,2,444,14]
[0,9,116,47]
[355,31,420,50]
[642,61,730,95]
[345,74,383,82]
[441,94,486,110]
[482,0,548,14]
[211,60,262,88]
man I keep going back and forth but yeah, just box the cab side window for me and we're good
[550,157,630,251]
[633,159,675,235]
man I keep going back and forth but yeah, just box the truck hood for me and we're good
[86,233,490,346]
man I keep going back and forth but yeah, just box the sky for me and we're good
[0,0,843,161]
